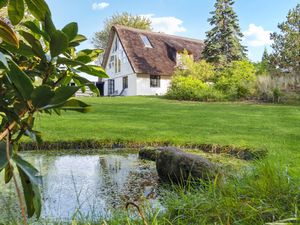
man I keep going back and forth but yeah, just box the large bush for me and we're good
[167,57,256,101]
[167,76,224,102]
[216,60,257,99]
[175,52,215,82]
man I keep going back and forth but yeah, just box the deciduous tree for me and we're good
[92,12,151,50]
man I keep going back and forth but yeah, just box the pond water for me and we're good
[0,150,162,222]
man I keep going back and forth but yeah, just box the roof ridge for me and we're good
[113,25,204,43]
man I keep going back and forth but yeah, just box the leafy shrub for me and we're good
[216,60,257,99]
[167,57,257,102]
[166,76,224,101]
[175,52,215,82]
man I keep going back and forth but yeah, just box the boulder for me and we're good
[156,147,217,183]
[139,147,160,161]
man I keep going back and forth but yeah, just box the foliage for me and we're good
[203,0,247,65]
[175,51,215,82]
[92,12,151,49]
[167,75,224,102]
[255,48,271,76]
[0,0,107,220]
[216,60,257,99]
[269,4,300,75]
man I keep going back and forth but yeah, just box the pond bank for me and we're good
[20,139,267,160]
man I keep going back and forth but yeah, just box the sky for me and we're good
[46,0,299,62]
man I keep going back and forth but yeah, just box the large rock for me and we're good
[139,147,160,161]
[156,147,217,183]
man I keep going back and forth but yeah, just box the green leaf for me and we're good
[44,13,56,37]
[0,141,12,172]
[69,34,87,47]
[4,164,13,183]
[73,75,99,96]
[77,65,108,78]
[50,30,69,58]
[0,0,8,8]
[13,154,42,186]
[23,21,50,41]
[19,30,46,61]
[61,98,91,113]
[57,57,86,67]
[2,41,35,57]
[7,61,34,100]
[62,22,78,41]
[25,130,43,144]
[8,0,24,25]
[0,51,9,68]
[24,0,50,21]
[17,165,42,218]
[76,49,103,63]
[0,19,19,47]
[31,85,54,108]
[49,86,80,105]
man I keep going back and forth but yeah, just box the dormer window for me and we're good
[140,34,153,48]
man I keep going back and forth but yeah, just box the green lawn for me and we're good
[35,96,300,172]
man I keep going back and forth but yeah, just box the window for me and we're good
[108,79,115,95]
[112,38,119,52]
[109,55,114,69]
[114,55,121,73]
[140,34,153,48]
[150,75,160,88]
[123,76,128,89]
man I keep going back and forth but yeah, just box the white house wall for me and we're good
[136,74,171,96]
[103,34,135,96]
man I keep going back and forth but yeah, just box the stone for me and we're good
[156,147,217,183]
[139,147,160,161]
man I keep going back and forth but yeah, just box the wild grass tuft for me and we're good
[162,161,300,225]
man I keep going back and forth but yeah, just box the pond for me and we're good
[0,150,163,222]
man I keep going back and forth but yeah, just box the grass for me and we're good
[11,96,300,224]
[33,96,300,172]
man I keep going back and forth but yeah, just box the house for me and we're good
[101,25,205,96]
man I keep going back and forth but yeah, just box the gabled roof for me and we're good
[102,25,205,76]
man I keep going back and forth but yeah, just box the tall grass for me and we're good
[162,161,300,225]
[256,74,300,103]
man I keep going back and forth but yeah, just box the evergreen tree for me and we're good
[203,0,247,65]
[269,4,300,74]
[255,48,270,75]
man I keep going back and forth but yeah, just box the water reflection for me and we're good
[0,151,160,221]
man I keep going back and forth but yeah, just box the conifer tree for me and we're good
[203,0,247,65]
[269,4,300,74]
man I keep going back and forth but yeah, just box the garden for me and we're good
[0,0,299,224]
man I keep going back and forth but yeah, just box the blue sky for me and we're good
[46,0,299,62]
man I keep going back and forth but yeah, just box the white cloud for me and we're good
[141,14,186,35]
[92,2,109,10]
[243,24,273,47]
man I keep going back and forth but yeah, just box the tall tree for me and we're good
[203,0,247,65]
[269,4,300,75]
[255,48,270,75]
[92,12,152,50]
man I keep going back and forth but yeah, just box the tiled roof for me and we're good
[103,25,205,76]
